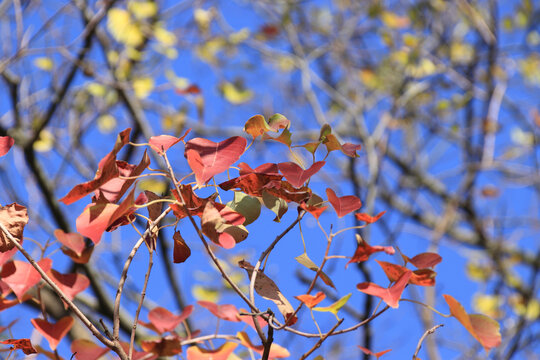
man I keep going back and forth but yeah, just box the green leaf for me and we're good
[313,293,352,319]
[262,191,288,222]
[226,192,261,226]
[295,253,336,289]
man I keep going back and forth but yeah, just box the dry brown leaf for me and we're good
[0,203,28,252]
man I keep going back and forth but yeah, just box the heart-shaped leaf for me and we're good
[295,291,326,309]
[405,252,442,269]
[355,211,386,224]
[54,230,85,257]
[278,161,325,188]
[346,234,395,268]
[0,338,37,355]
[141,335,182,356]
[71,339,110,360]
[185,136,247,185]
[149,129,191,154]
[48,270,90,303]
[238,162,280,176]
[358,346,391,359]
[357,271,412,308]
[186,342,238,360]
[326,188,362,218]
[60,128,131,205]
[140,305,194,334]
[0,203,28,252]
[0,136,14,157]
[31,316,74,350]
[443,294,501,352]
[226,191,261,225]
[1,258,52,300]
[198,301,240,322]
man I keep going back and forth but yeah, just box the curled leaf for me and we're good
[326,188,362,218]
[355,211,386,224]
[0,338,37,355]
[295,291,326,309]
[357,271,412,308]
[0,203,28,252]
[346,234,395,268]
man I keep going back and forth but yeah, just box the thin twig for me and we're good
[412,324,444,360]
[299,318,344,360]
[129,248,153,359]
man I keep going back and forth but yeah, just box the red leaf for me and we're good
[0,203,28,252]
[237,308,268,329]
[357,270,412,308]
[1,258,52,300]
[358,346,391,359]
[94,151,150,203]
[185,136,247,185]
[59,128,131,205]
[237,331,290,358]
[355,211,386,224]
[186,342,237,360]
[238,162,280,176]
[340,142,362,157]
[76,188,137,244]
[278,161,325,188]
[141,335,182,356]
[0,338,37,355]
[299,202,327,219]
[71,339,110,360]
[406,252,442,268]
[375,260,436,286]
[201,201,248,249]
[219,173,283,197]
[198,300,240,322]
[48,269,90,303]
[295,291,326,309]
[443,294,501,352]
[149,129,191,155]
[0,248,17,267]
[61,245,93,264]
[346,235,395,268]
[54,229,85,256]
[176,84,201,95]
[173,231,191,263]
[140,305,194,334]
[31,316,74,351]
[0,136,14,157]
[326,188,362,218]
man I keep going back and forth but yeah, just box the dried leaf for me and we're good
[0,338,37,355]
[0,203,28,252]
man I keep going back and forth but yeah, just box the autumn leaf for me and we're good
[278,161,325,188]
[54,230,85,257]
[71,339,110,360]
[173,231,191,263]
[201,201,248,249]
[357,270,412,308]
[263,128,292,147]
[31,316,74,351]
[237,331,290,358]
[185,136,247,185]
[358,346,392,359]
[48,269,90,304]
[313,293,351,319]
[443,294,501,352]
[0,258,52,301]
[326,188,362,218]
[375,260,436,287]
[148,129,191,155]
[226,191,261,225]
[140,305,193,334]
[198,300,241,322]
[404,252,442,269]
[0,203,28,252]
[186,342,238,360]
[60,128,131,205]
[238,260,297,325]
[244,114,272,138]
[355,211,386,224]
[346,234,395,268]
[295,253,336,289]
[0,136,14,157]
[295,291,326,309]
[0,338,37,355]
[238,162,281,176]
[141,335,182,356]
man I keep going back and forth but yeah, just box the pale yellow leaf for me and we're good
[107,8,144,47]
[128,1,157,19]
[34,57,53,71]
[154,26,176,47]
[33,130,54,152]
[133,77,154,98]
[222,82,253,105]
[87,83,107,97]
[97,114,117,134]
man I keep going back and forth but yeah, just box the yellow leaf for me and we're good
[450,42,475,65]
[466,262,491,282]
[195,38,225,64]
[509,296,539,321]
[229,28,250,44]
[165,70,189,89]
[154,26,176,47]
[194,8,212,29]
[128,1,157,19]
[221,82,253,105]
[87,82,107,97]
[138,178,168,194]
[133,77,154,98]
[34,57,53,71]
[107,8,144,47]
[381,11,410,29]
[97,114,117,134]
[473,294,502,318]
[313,293,352,319]
[276,56,295,72]
[192,285,220,302]
[33,130,54,152]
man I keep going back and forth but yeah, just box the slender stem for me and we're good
[400,299,451,318]
[299,318,344,360]
[412,324,444,360]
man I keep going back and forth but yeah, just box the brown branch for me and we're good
[412,324,443,360]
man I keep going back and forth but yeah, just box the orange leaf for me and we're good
[198,301,240,322]
[48,269,90,304]
[358,346,391,359]
[237,331,290,358]
[346,235,395,268]
[0,338,37,355]
[295,291,326,309]
[443,294,501,352]
[71,339,110,360]
[355,211,386,224]
[1,258,52,300]
[54,230,85,257]
[31,316,74,351]
[186,342,237,360]
[357,271,412,308]
[141,335,182,356]
[405,252,442,268]
[140,305,193,334]
[376,260,436,286]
